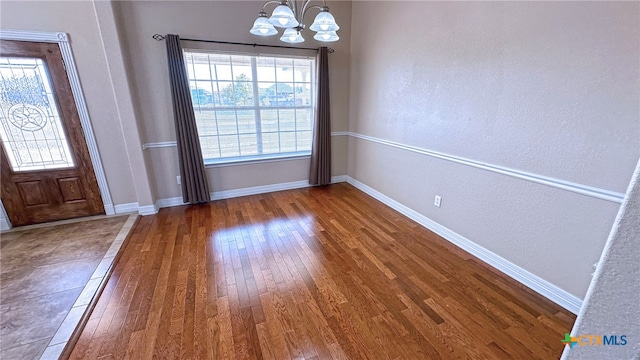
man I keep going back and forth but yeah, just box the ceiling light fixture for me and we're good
[250,0,340,44]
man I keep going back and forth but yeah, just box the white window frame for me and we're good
[183,49,316,166]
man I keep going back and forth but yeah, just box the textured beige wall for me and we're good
[562,159,640,359]
[113,0,351,197]
[93,0,156,207]
[0,0,137,205]
[348,1,639,298]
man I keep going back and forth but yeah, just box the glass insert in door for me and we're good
[0,57,75,171]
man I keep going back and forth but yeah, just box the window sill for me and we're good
[204,153,311,168]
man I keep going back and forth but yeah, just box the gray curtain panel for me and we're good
[309,47,331,186]
[165,34,210,203]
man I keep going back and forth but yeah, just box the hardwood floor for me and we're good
[69,183,575,359]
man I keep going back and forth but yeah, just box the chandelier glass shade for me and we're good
[281,28,305,43]
[269,4,299,28]
[250,1,340,44]
[249,13,279,36]
[313,30,339,42]
[309,11,339,32]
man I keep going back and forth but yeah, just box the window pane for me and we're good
[238,134,258,156]
[192,63,212,80]
[296,131,312,150]
[217,81,234,107]
[294,59,312,82]
[274,82,294,107]
[230,81,253,107]
[280,132,296,153]
[275,58,294,82]
[194,110,217,136]
[200,135,220,159]
[295,109,311,131]
[262,132,279,154]
[212,59,233,81]
[260,109,278,132]
[279,109,295,131]
[295,83,312,106]
[216,110,237,135]
[257,82,272,106]
[256,57,276,82]
[231,56,253,81]
[0,57,75,171]
[219,134,240,157]
[191,81,214,107]
[237,110,256,134]
[194,81,213,93]
[260,82,280,107]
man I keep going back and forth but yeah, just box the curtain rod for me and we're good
[152,34,334,53]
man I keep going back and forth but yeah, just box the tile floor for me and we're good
[0,214,138,360]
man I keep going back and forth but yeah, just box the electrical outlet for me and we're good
[434,195,442,207]
[176,175,181,185]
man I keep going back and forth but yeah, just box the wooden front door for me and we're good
[0,40,104,227]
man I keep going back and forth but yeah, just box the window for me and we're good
[0,57,75,171]
[184,51,315,164]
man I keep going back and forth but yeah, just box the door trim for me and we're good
[0,201,10,230]
[0,30,114,229]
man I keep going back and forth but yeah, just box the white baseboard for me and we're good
[155,176,348,209]
[331,175,348,183]
[156,196,186,209]
[210,180,310,200]
[138,204,159,216]
[345,175,583,314]
[104,204,115,216]
[114,202,139,214]
[112,202,158,216]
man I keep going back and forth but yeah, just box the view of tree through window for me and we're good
[183,51,315,163]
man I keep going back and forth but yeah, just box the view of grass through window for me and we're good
[184,51,315,163]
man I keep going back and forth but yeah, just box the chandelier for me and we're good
[250,0,340,44]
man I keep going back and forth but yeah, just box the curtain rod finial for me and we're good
[152,34,165,41]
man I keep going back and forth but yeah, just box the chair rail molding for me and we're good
[142,131,350,150]
[347,132,625,204]
[143,131,624,204]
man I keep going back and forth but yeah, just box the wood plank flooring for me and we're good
[69,183,576,359]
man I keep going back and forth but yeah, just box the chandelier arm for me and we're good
[261,0,283,12]
[300,0,313,20]
[286,0,300,17]
[301,4,324,23]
